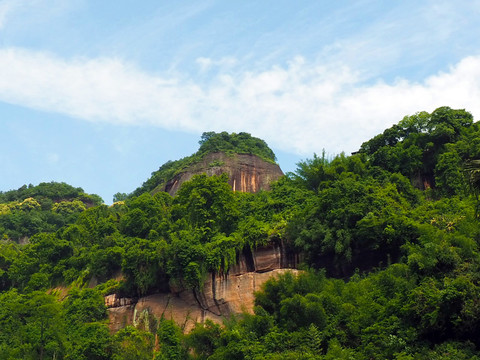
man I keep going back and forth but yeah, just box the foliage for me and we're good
[359,107,474,195]
[197,131,276,162]
[0,107,480,358]
[0,182,102,241]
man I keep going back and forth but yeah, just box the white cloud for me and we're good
[0,47,480,155]
[196,57,237,72]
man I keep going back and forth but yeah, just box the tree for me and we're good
[435,151,465,196]
[293,151,334,192]
[24,292,66,360]
[113,192,128,202]
[156,319,188,360]
[172,174,238,240]
[186,320,222,359]
[428,107,473,144]
[111,326,154,360]
[464,159,480,218]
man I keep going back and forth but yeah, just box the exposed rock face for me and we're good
[158,152,284,196]
[105,294,135,308]
[108,269,299,333]
[107,153,289,332]
[107,243,298,333]
[410,171,433,190]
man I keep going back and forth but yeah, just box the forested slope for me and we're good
[1,107,480,359]
[0,182,103,241]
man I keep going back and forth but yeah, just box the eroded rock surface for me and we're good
[107,244,298,333]
[158,152,284,196]
[108,268,299,333]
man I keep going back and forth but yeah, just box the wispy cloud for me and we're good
[0,0,17,29]
[0,0,81,38]
[0,47,479,155]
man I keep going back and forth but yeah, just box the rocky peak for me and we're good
[132,131,283,198]
[159,152,284,196]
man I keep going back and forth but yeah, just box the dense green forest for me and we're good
[1,107,480,359]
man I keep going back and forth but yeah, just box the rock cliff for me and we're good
[107,242,299,333]
[156,152,284,196]
[107,141,291,332]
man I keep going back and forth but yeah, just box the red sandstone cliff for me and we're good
[156,152,284,196]
[107,243,299,333]
[106,151,290,332]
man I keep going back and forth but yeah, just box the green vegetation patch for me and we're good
[0,182,103,241]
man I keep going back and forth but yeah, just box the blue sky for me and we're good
[1,0,480,203]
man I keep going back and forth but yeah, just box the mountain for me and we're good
[130,131,283,197]
[107,132,291,332]
[2,112,480,359]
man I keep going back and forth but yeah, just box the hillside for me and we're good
[0,182,103,242]
[129,131,281,197]
[1,108,480,359]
